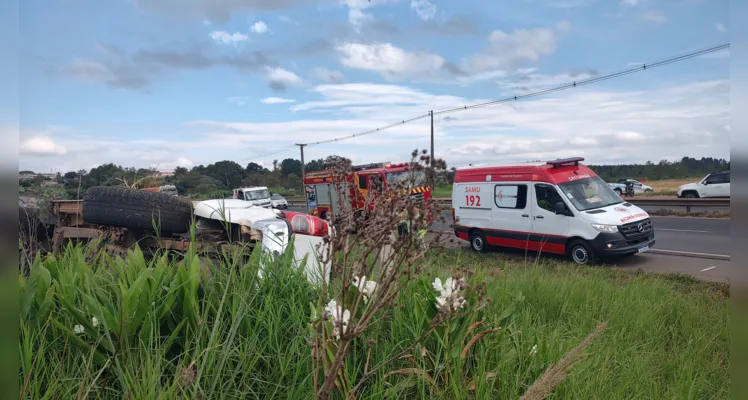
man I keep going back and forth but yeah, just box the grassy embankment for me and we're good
[19,243,729,399]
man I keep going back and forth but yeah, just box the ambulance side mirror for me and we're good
[554,202,571,216]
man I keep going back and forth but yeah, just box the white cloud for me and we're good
[410,0,437,21]
[261,97,296,104]
[620,0,640,6]
[250,21,269,34]
[67,58,114,83]
[279,15,291,23]
[715,22,726,32]
[495,70,600,93]
[153,157,194,170]
[641,11,667,23]
[20,136,68,156]
[312,67,346,83]
[185,78,728,167]
[344,0,375,31]
[342,0,400,31]
[266,67,302,84]
[210,30,249,45]
[556,20,572,32]
[550,0,593,8]
[461,28,558,73]
[699,48,730,59]
[228,96,252,105]
[336,42,445,79]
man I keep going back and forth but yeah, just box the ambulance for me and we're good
[451,157,655,264]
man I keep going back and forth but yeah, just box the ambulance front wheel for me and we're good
[568,240,598,265]
[469,231,487,253]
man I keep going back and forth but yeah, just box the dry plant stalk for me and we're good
[310,150,451,400]
[520,321,609,400]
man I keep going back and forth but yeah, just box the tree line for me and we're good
[20,156,351,199]
[20,156,729,200]
[587,157,730,182]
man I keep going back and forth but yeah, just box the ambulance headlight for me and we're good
[591,223,619,234]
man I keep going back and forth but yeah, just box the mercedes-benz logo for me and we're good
[637,223,644,232]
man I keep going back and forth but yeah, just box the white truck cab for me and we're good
[233,186,272,208]
[452,157,655,265]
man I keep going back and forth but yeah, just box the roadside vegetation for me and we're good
[18,152,729,398]
[19,244,729,399]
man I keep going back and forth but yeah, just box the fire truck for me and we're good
[303,162,431,220]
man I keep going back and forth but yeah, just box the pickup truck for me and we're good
[232,186,272,208]
[608,179,653,195]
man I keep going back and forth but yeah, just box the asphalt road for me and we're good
[288,206,732,282]
[287,207,730,257]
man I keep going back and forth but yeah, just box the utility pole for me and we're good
[430,110,435,190]
[296,143,306,193]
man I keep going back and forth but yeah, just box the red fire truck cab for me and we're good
[303,162,431,220]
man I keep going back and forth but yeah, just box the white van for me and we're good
[451,157,656,264]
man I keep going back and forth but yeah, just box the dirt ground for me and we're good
[643,178,700,192]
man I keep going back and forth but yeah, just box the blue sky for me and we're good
[12,0,730,173]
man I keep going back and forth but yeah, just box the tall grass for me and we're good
[19,244,729,399]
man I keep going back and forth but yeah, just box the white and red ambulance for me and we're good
[451,157,655,264]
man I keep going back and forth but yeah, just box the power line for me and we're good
[235,145,298,164]
[306,113,431,147]
[240,42,728,161]
[433,42,729,116]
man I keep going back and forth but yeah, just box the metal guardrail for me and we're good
[287,198,730,212]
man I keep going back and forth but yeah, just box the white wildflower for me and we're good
[73,324,85,335]
[91,316,99,328]
[324,299,351,340]
[432,277,467,312]
[351,275,378,304]
[530,344,538,356]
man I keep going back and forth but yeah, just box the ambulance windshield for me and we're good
[386,170,427,187]
[557,176,623,211]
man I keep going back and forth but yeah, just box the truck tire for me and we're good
[83,186,193,233]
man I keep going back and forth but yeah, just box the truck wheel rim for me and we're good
[472,236,483,251]
[572,246,588,263]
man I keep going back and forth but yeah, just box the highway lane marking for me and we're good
[655,228,712,233]
[700,266,717,272]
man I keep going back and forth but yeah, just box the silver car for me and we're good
[270,194,288,209]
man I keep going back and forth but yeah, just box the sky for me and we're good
[10,0,730,174]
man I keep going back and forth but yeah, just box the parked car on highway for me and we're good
[608,179,653,196]
[270,194,288,209]
[677,172,730,198]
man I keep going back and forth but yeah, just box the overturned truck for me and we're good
[20,186,331,283]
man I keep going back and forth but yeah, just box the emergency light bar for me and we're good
[384,162,409,168]
[546,157,584,168]
[352,162,388,171]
